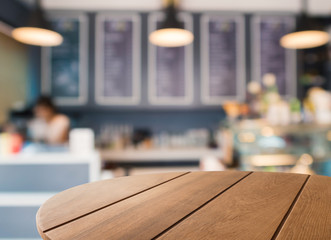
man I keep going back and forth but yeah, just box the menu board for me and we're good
[252,15,296,96]
[201,15,245,104]
[95,14,140,105]
[42,15,88,105]
[148,13,193,105]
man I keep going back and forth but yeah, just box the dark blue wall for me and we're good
[55,12,227,134]
[0,3,226,134]
[0,0,29,27]
[64,109,225,134]
[61,12,227,110]
[27,46,42,104]
[53,11,331,136]
[7,8,330,135]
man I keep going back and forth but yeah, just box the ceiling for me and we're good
[18,0,331,15]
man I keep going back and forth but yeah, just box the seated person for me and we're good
[29,96,70,145]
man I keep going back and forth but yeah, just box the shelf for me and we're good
[246,154,297,166]
[231,119,331,135]
[100,148,223,162]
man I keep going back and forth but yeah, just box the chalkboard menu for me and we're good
[95,14,140,105]
[148,13,193,105]
[201,15,245,104]
[252,15,296,96]
[42,15,88,105]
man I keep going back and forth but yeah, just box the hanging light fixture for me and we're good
[149,0,194,47]
[12,0,63,47]
[280,0,329,49]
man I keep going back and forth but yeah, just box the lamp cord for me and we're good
[163,0,178,8]
[36,0,41,8]
[302,0,308,14]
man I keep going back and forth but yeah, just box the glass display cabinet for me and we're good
[229,119,331,176]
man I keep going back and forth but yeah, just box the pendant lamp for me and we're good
[280,0,329,49]
[12,0,63,47]
[149,0,194,47]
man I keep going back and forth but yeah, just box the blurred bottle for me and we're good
[11,133,23,154]
[290,98,302,124]
[0,133,23,156]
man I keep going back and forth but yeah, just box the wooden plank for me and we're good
[44,171,250,240]
[37,172,188,232]
[158,172,308,240]
[275,175,331,239]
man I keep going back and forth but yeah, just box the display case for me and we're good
[229,119,331,176]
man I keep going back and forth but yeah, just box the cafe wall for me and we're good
[36,10,331,133]
[0,0,28,27]
[40,11,308,133]
[43,11,229,133]
[2,4,331,133]
[0,32,28,124]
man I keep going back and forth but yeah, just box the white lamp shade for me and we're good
[149,28,194,47]
[12,27,63,47]
[280,30,330,49]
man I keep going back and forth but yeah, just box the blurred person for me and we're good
[29,96,70,145]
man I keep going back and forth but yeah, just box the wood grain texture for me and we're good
[43,171,250,240]
[275,175,331,240]
[157,172,308,240]
[37,171,188,232]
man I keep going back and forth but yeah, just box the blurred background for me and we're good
[0,0,331,238]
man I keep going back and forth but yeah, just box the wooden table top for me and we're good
[36,171,331,240]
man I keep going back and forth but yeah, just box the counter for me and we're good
[101,148,223,175]
[0,152,101,239]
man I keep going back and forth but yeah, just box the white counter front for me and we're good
[0,152,101,239]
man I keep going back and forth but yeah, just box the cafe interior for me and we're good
[0,0,331,238]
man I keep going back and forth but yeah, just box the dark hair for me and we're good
[35,96,57,113]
